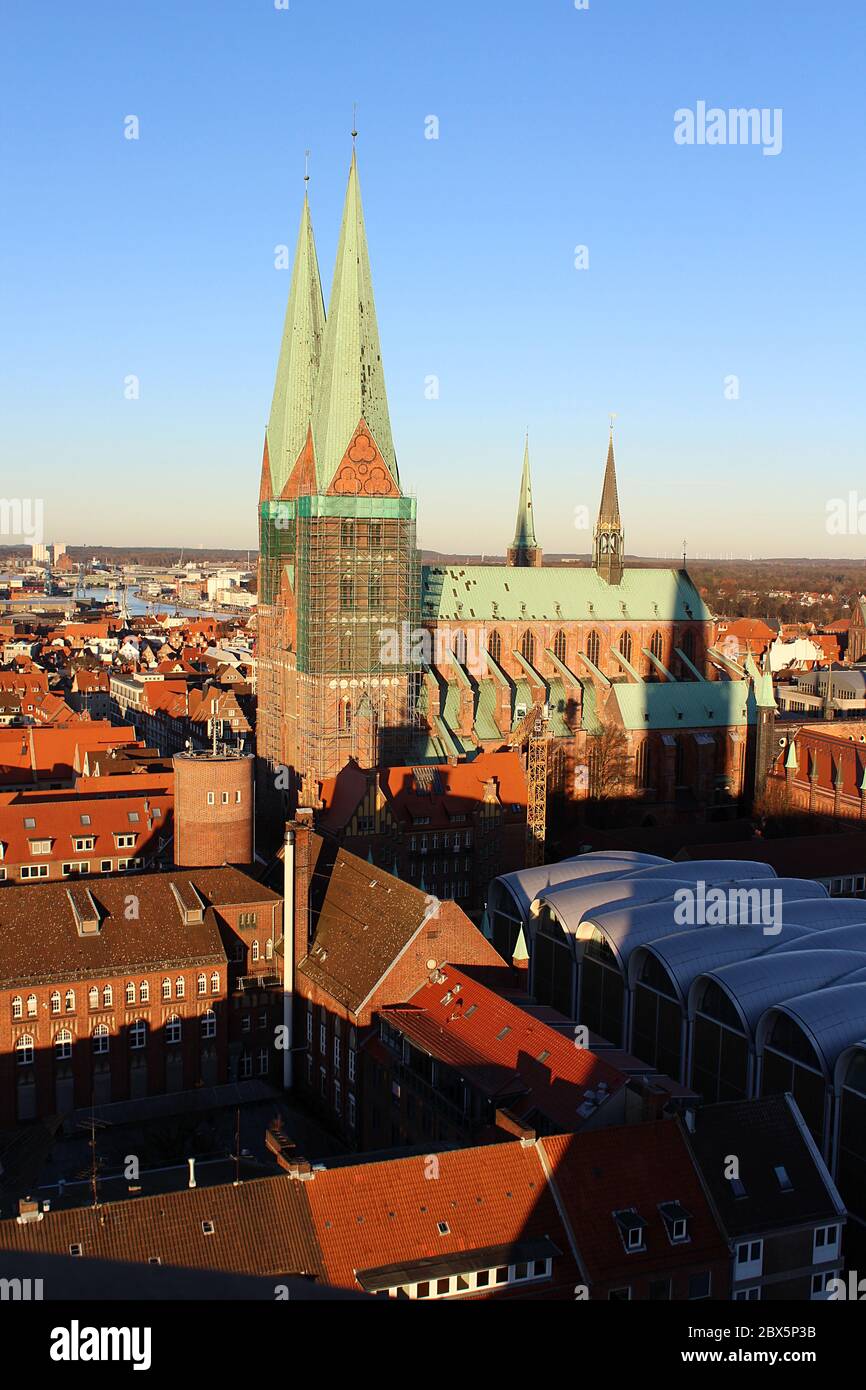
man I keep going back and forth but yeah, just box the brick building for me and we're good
[0,866,281,1126]
[172,750,254,867]
[317,749,528,915]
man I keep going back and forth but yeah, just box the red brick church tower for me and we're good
[257,150,419,831]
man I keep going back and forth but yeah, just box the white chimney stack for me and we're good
[188,1157,196,1188]
[283,824,295,1090]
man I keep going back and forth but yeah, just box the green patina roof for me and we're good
[609,679,754,731]
[312,151,397,491]
[511,434,538,550]
[266,193,325,497]
[422,564,713,623]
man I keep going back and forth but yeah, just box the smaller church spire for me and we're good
[506,432,542,567]
[593,421,624,585]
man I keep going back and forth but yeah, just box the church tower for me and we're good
[257,151,419,825]
[593,424,624,585]
[506,434,542,567]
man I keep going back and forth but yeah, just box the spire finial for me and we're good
[304,148,310,186]
[351,103,358,143]
[609,411,617,433]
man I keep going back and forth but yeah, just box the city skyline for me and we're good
[2,0,864,556]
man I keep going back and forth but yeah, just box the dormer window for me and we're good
[774,1165,793,1193]
[613,1209,647,1253]
[658,1202,691,1245]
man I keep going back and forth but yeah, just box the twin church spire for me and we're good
[264,149,398,501]
[505,423,625,583]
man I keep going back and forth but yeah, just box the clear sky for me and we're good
[1,0,864,558]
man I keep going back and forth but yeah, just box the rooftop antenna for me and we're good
[682,539,688,569]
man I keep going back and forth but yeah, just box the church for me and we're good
[256,148,772,838]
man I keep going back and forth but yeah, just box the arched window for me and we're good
[130,1019,147,1050]
[340,631,353,670]
[368,569,381,607]
[50,991,61,1014]
[162,978,171,1001]
[340,520,353,549]
[210,971,220,994]
[166,1015,182,1046]
[252,941,259,963]
[450,630,467,664]
[12,996,22,1020]
[650,630,663,661]
[26,994,37,1018]
[340,573,354,609]
[554,630,567,665]
[635,740,652,790]
[139,981,149,1004]
[201,1009,216,1040]
[339,698,352,733]
[125,982,135,1006]
[681,628,695,662]
[586,630,600,667]
[487,629,502,665]
[175,976,185,999]
[619,631,633,664]
[92,1024,110,1055]
[520,629,536,666]
[88,987,99,1010]
[197,973,207,996]
[54,1029,73,1061]
[266,938,274,960]
[16,1035,34,1066]
[65,990,75,1013]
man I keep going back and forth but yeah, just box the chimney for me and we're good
[16,1198,43,1225]
[188,1157,197,1188]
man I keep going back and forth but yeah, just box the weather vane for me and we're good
[609,411,617,432]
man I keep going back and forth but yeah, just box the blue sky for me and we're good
[1,0,864,556]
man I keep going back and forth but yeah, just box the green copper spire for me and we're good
[507,433,542,566]
[512,434,538,549]
[785,738,799,771]
[312,150,397,491]
[266,191,326,497]
[593,423,624,584]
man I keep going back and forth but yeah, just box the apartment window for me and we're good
[221,792,229,805]
[130,1019,147,1050]
[162,978,171,1001]
[814,1225,841,1262]
[88,987,98,1010]
[235,790,242,804]
[811,1271,837,1299]
[92,1024,110,1055]
[175,976,185,999]
[239,912,257,929]
[16,1034,34,1066]
[735,1240,763,1279]
[258,1010,267,1031]
[348,1046,356,1082]
[334,1079,342,1112]
[125,982,135,1005]
[29,839,51,855]
[139,981,149,1004]
[27,994,37,1018]
[210,972,220,994]
[62,861,90,877]
[103,985,112,1007]
[12,996,22,1020]
[197,973,206,996]
[64,990,75,1013]
[73,837,95,853]
[240,1051,253,1079]
[265,938,273,960]
[207,792,215,806]
[201,1009,216,1039]
[333,1037,340,1070]
[734,1287,761,1302]
[688,1272,711,1300]
[21,864,49,880]
[115,834,136,849]
[54,1029,73,1061]
[241,1014,251,1034]
[257,1048,269,1075]
[320,1020,327,1053]
[166,1015,182,1046]
[100,859,112,873]
[319,1066,327,1098]
[348,1094,356,1129]
[251,940,259,962]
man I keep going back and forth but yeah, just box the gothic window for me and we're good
[651,630,663,661]
[450,630,467,664]
[487,629,502,665]
[554,630,567,664]
[339,698,352,733]
[521,629,536,666]
[368,570,381,607]
[636,740,652,790]
[340,631,353,670]
[340,520,353,548]
[340,573,354,609]
[586,630,601,667]
[619,631,633,664]
[681,628,696,662]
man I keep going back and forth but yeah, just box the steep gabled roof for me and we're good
[266,192,325,497]
[311,152,397,491]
